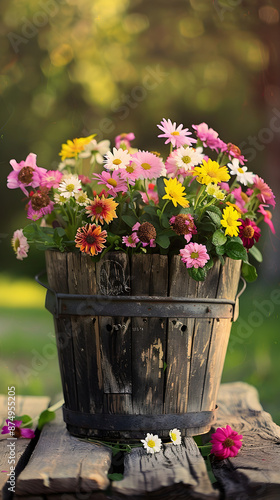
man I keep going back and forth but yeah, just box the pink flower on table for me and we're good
[122,232,139,248]
[93,170,128,196]
[238,218,261,249]
[11,229,29,260]
[7,153,47,196]
[253,175,276,207]
[157,118,196,148]
[115,132,135,150]
[1,419,35,439]
[27,189,54,221]
[258,204,275,234]
[210,425,243,459]
[180,242,209,268]
[132,151,164,180]
[41,170,63,189]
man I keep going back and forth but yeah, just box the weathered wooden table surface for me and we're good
[1,382,280,500]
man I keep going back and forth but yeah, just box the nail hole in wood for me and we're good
[181,325,187,332]
[106,324,113,332]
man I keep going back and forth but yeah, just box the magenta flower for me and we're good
[7,153,47,196]
[41,170,63,189]
[11,229,29,260]
[132,151,164,180]
[79,175,92,185]
[122,232,139,247]
[93,170,128,196]
[115,132,135,149]
[1,419,35,439]
[253,175,276,207]
[210,425,243,459]
[157,118,196,148]
[180,242,209,268]
[238,218,261,249]
[132,222,156,247]
[140,184,159,205]
[258,204,275,234]
[170,214,197,243]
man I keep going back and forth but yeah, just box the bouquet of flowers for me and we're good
[8,118,276,282]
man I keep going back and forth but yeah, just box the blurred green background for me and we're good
[0,1,279,421]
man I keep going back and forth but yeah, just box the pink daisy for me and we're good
[115,132,135,149]
[7,153,47,196]
[122,233,139,247]
[93,170,128,196]
[258,204,275,234]
[27,190,54,221]
[41,170,63,189]
[180,242,209,268]
[140,184,159,205]
[253,175,276,207]
[132,151,164,180]
[219,182,230,193]
[157,118,196,148]
[238,218,261,249]
[79,175,92,184]
[192,123,222,150]
[1,419,35,439]
[210,425,243,460]
[11,229,29,260]
[231,186,249,213]
[119,161,142,184]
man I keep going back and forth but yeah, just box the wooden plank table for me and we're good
[1,382,280,499]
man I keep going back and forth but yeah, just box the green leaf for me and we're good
[206,210,221,228]
[108,473,124,481]
[199,443,212,457]
[205,205,222,217]
[121,215,137,228]
[156,177,166,200]
[242,262,258,282]
[204,257,213,271]
[156,234,170,249]
[225,241,248,261]
[215,245,225,256]
[212,230,227,247]
[163,361,167,372]
[16,414,33,428]
[218,254,225,265]
[187,266,207,281]
[38,409,56,430]
[161,213,170,228]
[199,221,216,232]
[205,455,217,484]
[249,245,263,263]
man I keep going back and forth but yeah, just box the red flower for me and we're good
[238,218,261,249]
[75,223,107,256]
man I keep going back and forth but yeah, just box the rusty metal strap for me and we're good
[62,405,217,432]
[45,290,236,319]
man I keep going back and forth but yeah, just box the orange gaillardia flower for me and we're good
[86,195,118,225]
[75,223,107,256]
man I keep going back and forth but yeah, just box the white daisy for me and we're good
[228,158,255,186]
[169,428,182,446]
[173,146,204,171]
[79,139,111,164]
[54,192,68,205]
[74,191,90,206]
[58,159,76,171]
[104,147,132,171]
[141,433,162,454]
[58,174,82,199]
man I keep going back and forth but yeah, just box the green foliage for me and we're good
[38,409,56,430]
[241,262,258,282]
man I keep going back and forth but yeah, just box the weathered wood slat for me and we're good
[112,438,219,499]
[131,254,168,418]
[211,382,280,499]
[14,410,112,498]
[0,395,50,499]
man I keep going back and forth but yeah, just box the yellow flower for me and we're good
[59,135,95,161]
[221,206,242,237]
[193,159,230,185]
[162,178,189,208]
[206,183,225,201]
[86,195,118,225]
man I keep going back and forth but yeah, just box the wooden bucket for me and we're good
[42,250,242,439]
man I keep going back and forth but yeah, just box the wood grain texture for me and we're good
[0,395,50,499]
[211,382,280,500]
[14,410,112,497]
[112,438,218,499]
[131,254,168,417]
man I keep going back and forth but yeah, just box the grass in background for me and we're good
[1,275,279,423]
